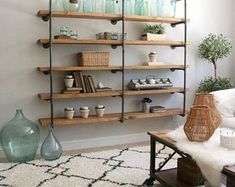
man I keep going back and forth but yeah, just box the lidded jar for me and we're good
[0,109,40,162]
[63,0,81,12]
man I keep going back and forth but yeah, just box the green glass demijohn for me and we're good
[0,109,40,163]
[63,0,81,12]
[41,127,62,161]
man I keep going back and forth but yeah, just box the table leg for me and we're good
[143,136,156,186]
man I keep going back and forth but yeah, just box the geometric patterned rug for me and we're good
[0,144,178,187]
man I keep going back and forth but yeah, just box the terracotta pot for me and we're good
[193,93,222,129]
[184,105,215,142]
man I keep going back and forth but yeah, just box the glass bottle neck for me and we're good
[14,109,25,119]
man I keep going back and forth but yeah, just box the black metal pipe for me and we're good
[121,0,125,123]
[183,0,187,115]
[49,0,54,128]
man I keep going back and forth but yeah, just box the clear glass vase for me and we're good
[0,109,40,163]
[63,0,81,12]
[157,0,176,17]
[92,0,105,13]
[105,0,115,13]
[41,127,63,161]
[135,0,144,16]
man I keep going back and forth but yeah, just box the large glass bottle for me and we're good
[105,0,115,13]
[157,0,176,17]
[0,109,40,162]
[63,0,81,12]
[135,0,144,16]
[83,0,93,12]
[41,127,62,161]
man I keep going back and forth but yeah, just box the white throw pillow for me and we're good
[211,88,235,118]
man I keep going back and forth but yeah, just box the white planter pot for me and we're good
[142,33,167,41]
[95,108,105,117]
[80,109,90,118]
[64,78,74,88]
[149,54,158,63]
[65,110,75,119]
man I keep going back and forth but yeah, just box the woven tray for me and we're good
[78,52,109,67]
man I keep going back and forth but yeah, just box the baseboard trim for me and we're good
[61,132,149,151]
[0,133,148,158]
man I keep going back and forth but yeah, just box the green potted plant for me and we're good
[197,33,233,92]
[142,24,166,41]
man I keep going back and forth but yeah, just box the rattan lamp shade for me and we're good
[184,105,215,142]
[193,93,222,129]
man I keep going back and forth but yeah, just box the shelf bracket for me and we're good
[42,15,50,22]
[171,21,186,27]
[43,43,50,49]
[111,45,118,49]
[42,71,50,75]
[170,44,185,49]
[110,18,122,25]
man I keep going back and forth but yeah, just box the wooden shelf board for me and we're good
[38,91,122,100]
[37,10,188,24]
[38,66,122,72]
[38,88,185,100]
[37,39,185,47]
[124,87,185,96]
[155,168,191,187]
[39,108,184,126]
[37,64,186,72]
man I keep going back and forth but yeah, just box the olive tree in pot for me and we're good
[197,33,233,92]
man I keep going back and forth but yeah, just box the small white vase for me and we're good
[64,78,74,88]
[95,108,105,117]
[80,109,90,118]
[149,52,158,63]
[64,108,75,119]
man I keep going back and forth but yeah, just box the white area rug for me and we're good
[0,144,178,187]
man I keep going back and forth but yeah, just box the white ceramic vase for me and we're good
[64,108,75,119]
[64,78,74,88]
[80,108,90,118]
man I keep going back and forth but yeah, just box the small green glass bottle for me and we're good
[0,109,40,163]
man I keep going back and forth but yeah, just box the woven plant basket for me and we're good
[184,105,215,142]
[193,93,222,129]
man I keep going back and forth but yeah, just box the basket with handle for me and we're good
[78,51,109,67]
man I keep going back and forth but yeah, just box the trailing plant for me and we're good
[197,76,234,93]
[198,34,232,79]
[144,24,165,34]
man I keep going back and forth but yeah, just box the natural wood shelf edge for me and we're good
[39,108,185,126]
[37,64,188,72]
[38,87,185,100]
[37,39,187,47]
[37,10,190,24]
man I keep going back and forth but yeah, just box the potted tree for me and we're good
[141,24,166,41]
[197,33,233,93]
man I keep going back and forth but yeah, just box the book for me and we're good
[87,75,96,93]
[83,75,91,93]
[78,72,86,93]
[73,72,83,89]
[66,87,82,91]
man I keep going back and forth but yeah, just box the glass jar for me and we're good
[63,0,81,12]
[157,0,176,17]
[92,0,105,13]
[106,0,115,13]
[0,109,40,162]
[83,0,93,12]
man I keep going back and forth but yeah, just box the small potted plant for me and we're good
[149,51,158,63]
[64,75,74,88]
[142,24,166,41]
[64,107,75,119]
[95,104,105,117]
[141,97,152,113]
[80,106,90,118]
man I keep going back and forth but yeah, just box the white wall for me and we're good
[0,0,234,153]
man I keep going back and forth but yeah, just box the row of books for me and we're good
[64,72,112,94]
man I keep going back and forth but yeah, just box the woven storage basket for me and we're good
[78,52,109,67]
[193,93,222,129]
[184,105,215,142]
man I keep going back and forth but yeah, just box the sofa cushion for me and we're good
[211,88,235,118]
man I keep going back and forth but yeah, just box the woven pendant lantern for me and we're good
[193,93,222,129]
[184,105,215,142]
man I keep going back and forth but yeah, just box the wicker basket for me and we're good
[78,52,109,67]
[193,93,222,129]
[184,105,215,142]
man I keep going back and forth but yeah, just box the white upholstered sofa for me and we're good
[211,88,235,129]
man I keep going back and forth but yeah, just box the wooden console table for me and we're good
[143,130,235,187]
